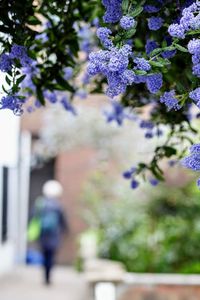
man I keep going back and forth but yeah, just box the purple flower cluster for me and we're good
[102,0,122,23]
[0,44,32,73]
[160,90,181,111]
[123,166,139,189]
[10,44,32,67]
[181,143,200,188]
[149,178,159,186]
[64,67,74,80]
[44,91,58,103]
[144,5,160,13]
[134,57,151,71]
[104,101,130,125]
[0,95,24,115]
[60,97,77,115]
[145,39,158,56]
[120,16,135,30]
[0,54,12,72]
[146,73,163,94]
[169,2,200,39]
[88,45,135,98]
[189,87,200,108]
[148,17,163,31]
[188,39,200,77]
[96,27,113,49]
[139,119,163,139]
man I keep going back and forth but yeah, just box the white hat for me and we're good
[42,180,63,198]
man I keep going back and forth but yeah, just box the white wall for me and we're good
[0,109,31,274]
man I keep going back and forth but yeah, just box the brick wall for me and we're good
[120,285,200,300]
[55,148,98,264]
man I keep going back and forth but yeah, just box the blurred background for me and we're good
[0,94,200,300]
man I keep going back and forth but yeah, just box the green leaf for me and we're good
[122,0,129,12]
[16,74,26,85]
[150,61,165,68]
[150,48,162,57]
[135,70,147,75]
[124,28,136,39]
[163,146,177,157]
[5,75,11,85]
[174,44,188,53]
[131,6,143,17]
[36,88,45,106]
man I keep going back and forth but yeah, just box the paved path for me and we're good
[0,266,90,300]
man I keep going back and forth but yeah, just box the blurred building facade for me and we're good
[0,111,31,275]
[21,108,98,264]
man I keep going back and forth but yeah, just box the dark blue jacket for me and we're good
[35,197,68,251]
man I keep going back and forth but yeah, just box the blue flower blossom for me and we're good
[134,57,151,71]
[102,0,122,23]
[64,67,73,80]
[104,101,127,126]
[146,73,163,94]
[189,87,200,108]
[0,54,13,72]
[144,5,160,13]
[0,95,24,115]
[96,27,113,49]
[139,120,154,129]
[148,17,163,31]
[120,16,135,30]
[60,97,77,115]
[44,91,58,103]
[145,40,158,56]
[181,144,200,172]
[145,131,154,139]
[149,178,159,186]
[88,45,133,98]
[131,179,139,189]
[160,90,181,111]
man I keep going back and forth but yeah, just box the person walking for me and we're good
[33,180,68,285]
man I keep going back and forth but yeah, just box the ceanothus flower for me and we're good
[189,87,200,108]
[88,45,134,98]
[160,90,181,111]
[64,67,73,80]
[148,17,163,31]
[102,0,122,23]
[10,44,32,67]
[145,131,154,139]
[104,101,127,126]
[0,95,24,115]
[145,39,158,56]
[131,179,139,189]
[0,54,13,72]
[123,166,136,179]
[139,120,154,129]
[144,5,160,13]
[188,39,200,55]
[60,97,77,115]
[134,57,151,71]
[96,27,113,49]
[146,73,163,94]
[44,91,58,103]
[120,16,135,30]
[149,178,159,186]
[169,2,200,40]
[192,63,200,77]
[188,39,200,78]
[168,24,185,39]
[181,144,200,175]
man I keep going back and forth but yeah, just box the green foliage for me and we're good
[82,175,200,273]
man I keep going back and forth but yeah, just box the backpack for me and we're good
[40,209,59,234]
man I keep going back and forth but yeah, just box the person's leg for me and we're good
[43,249,55,284]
